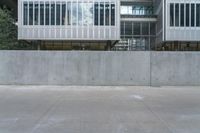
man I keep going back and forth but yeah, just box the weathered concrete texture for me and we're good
[0,86,200,133]
[0,51,150,86]
[1,51,200,86]
[151,52,200,86]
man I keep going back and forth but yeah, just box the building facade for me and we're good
[17,0,200,50]
[154,0,200,51]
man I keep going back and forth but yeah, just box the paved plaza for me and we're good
[0,86,200,133]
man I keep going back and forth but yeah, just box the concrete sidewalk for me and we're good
[0,86,200,133]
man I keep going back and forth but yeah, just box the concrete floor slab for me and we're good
[0,86,200,133]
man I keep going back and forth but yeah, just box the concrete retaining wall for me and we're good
[0,51,199,86]
[0,51,150,86]
[151,52,200,86]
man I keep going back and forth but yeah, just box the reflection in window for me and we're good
[34,3,39,25]
[121,5,153,15]
[29,2,33,25]
[100,3,104,25]
[40,2,44,25]
[23,2,28,25]
[45,2,50,25]
[186,4,189,27]
[62,2,66,25]
[51,2,55,25]
[170,3,174,26]
[22,1,115,26]
[111,4,115,25]
[82,3,93,25]
[175,4,179,26]
[67,2,71,25]
[72,2,77,25]
[105,3,110,25]
[197,4,200,27]
[78,3,82,25]
[56,2,61,25]
[180,4,184,27]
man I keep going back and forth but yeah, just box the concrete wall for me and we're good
[151,52,200,86]
[0,51,200,86]
[0,51,150,86]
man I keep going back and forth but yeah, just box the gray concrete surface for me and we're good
[1,51,200,86]
[151,52,200,86]
[0,51,150,86]
[0,85,200,133]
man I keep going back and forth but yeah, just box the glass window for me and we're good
[51,2,55,25]
[72,2,77,25]
[34,2,39,25]
[186,4,189,27]
[62,2,66,25]
[56,2,61,25]
[82,3,93,26]
[125,22,132,35]
[105,3,110,25]
[29,2,33,25]
[170,3,174,26]
[191,4,195,27]
[175,3,179,26]
[67,2,71,25]
[78,3,83,25]
[133,23,141,35]
[121,22,125,35]
[40,2,44,25]
[196,4,200,27]
[45,2,50,25]
[111,4,115,25]
[94,2,99,25]
[150,23,156,35]
[100,3,104,26]
[23,2,28,25]
[180,4,184,27]
[142,23,149,35]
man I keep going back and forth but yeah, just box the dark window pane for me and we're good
[180,4,184,26]
[133,23,141,35]
[191,4,195,27]
[51,3,55,25]
[56,3,61,25]
[111,4,115,25]
[34,3,39,25]
[23,2,28,25]
[100,3,104,26]
[175,3,179,26]
[197,4,200,27]
[40,3,44,25]
[142,23,149,35]
[94,3,99,25]
[186,4,189,27]
[120,22,124,35]
[45,3,50,25]
[62,3,66,25]
[170,3,174,26]
[29,2,33,25]
[125,22,132,35]
[150,23,156,35]
[105,3,109,26]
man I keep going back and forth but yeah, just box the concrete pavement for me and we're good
[0,86,200,133]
